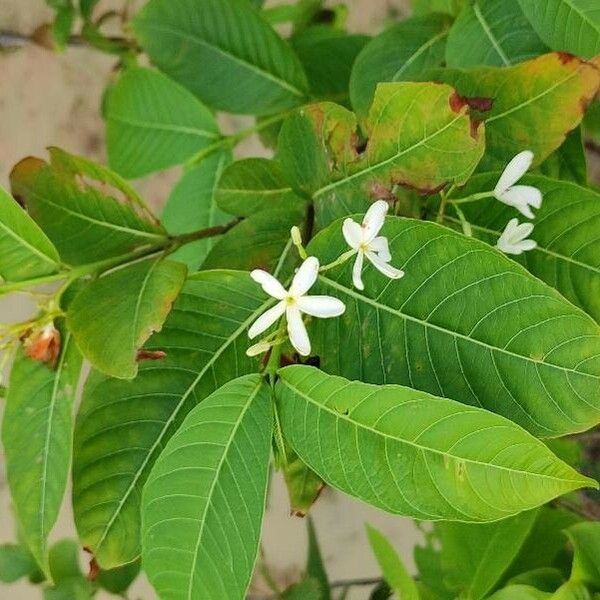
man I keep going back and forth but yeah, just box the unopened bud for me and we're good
[290,226,302,246]
[246,340,272,357]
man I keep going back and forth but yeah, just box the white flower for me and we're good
[496,218,537,255]
[494,150,542,219]
[248,256,345,356]
[342,200,404,291]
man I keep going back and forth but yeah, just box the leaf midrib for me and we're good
[281,377,585,485]
[391,29,448,80]
[319,274,599,379]
[109,114,219,140]
[0,218,58,269]
[186,379,262,600]
[92,293,273,558]
[473,2,510,65]
[135,22,306,99]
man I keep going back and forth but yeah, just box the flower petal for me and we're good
[514,221,535,239]
[342,218,362,249]
[369,236,391,262]
[507,185,542,209]
[290,256,319,297]
[297,295,346,318]
[248,301,285,339]
[366,251,405,280]
[352,251,365,290]
[250,269,287,299]
[495,150,534,194]
[497,189,536,219]
[363,200,388,242]
[286,306,311,356]
[516,239,537,252]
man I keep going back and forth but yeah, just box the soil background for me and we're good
[0,1,422,599]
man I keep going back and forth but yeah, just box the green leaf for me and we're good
[552,582,592,600]
[291,26,369,105]
[106,68,220,179]
[202,205,304,272]
[367,525,419,600]
[48,539,82,584]
[2,327,82,576]
[487,585,552,600]
[428,52,600,168]
[508,569,566,593]
[308,215,600,437]
[518,0,600,60]
[215,158,305,217]
[566,522,600,588]
[281,83,485,228]
[96,560,140,595]
[72,271,267,568]
[132,0,309,115]
[281,578,323,600]
[349,15,450,116]
[281,448,324,516]
[66,256,187,379]
[0,544,40,583]
[411,0,466,16]
[446,0,547,68]
[277,365,594,521]
[10,150,166,265]
[142,374,272,600]
[307,517,330,600]
[0,185,59,282]
[52,4,75,51]
[162,151,232,270]
[445,174,600,324]
[538,128,587,184]
[436,511,538,599]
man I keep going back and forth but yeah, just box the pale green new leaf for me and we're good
[2,328,82,576]
[132,0,309,115]
[367,525,419,600]
[277,366,594,521]
[349,14,450,116]
[446,0,547,67]
[106,68,220,179]
[0,185,59,283]
[215,158,305,217]
[444,174,600,323]
[162,150,232,270]
[142,375,272,600]
[66,256,187,379]
[551,582,591,600]
[10,151,166,265]
[565,522,600,589]
[518,0,600,59]
[308,216,600,437]
[72,271,268,568]
[488,585,551,600]
[436,511,538,599]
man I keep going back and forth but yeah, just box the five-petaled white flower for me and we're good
[496,218,537,255]
[248,256,345,356]
[342,200,404,291]
[494,150,542,219]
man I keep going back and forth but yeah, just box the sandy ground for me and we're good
[0,1,421,599]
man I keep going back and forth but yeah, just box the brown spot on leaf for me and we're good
[136,350,167,361]
[470,119,483,140]
[464,96,493,112]
[87,557,99,581]
[557,52,577,65]
[369,182,395,201]
[395,179,446,196]
[449,92,468,113]
[22,324,61,368]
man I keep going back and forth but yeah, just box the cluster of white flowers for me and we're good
[494,150,542,255]
[247,151,543,356]
[247,200,403,356]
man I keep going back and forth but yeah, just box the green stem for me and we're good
[449,191,494,205]
[452,204,473,237]
[436,190,449,223]
[265,319,287,379]
[319,249,356,273]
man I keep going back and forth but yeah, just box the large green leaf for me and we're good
[215,158,305,217]
[488,585,551,600]
[0,185,59,283]
[436,511,538,599]
[2,328,82,575]
[10,150,166,265]
[445,0,547,67]
[551,582,592,600]
[428,53,600,168]
[538,128,587,185]
[349,14,450,116]
[132,0,309,115]
[444,174,600,324]
[518,0,600,59]
[367,526,419,600]
[281,447,324,517]
[291,26,369,105]
[72,271,267,568]
[162,150,232,270]
[142,374,272,600]
[280,83,485,228]
[412,0,465,16]
[66,256,187,379]
[565,522,600,588]
[106,67,220,179]
[307,216,600,437]
[202,205,304,272]
[277,366,594,521]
